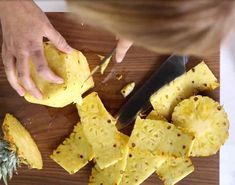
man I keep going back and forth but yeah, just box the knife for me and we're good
[116,55,189,130]
[84,47,116,83]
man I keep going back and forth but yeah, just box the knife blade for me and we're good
[84,47,116,83]
[116,55,188,130]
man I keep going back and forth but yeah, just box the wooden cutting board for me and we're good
[0,13,219,185]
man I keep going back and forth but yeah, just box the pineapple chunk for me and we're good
[150,62,219,118]
[146,110,167,121]
[2,114,43,169]
[89,133,129,185]
[77,92,127,169]
[120,148,165,185]
[24,42,94,107]
[50,123,94,174]
[172,95,229,156]
[157,157,194,185]
[121,82,135,97]
[128,117,195,157]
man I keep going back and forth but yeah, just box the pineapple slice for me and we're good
[128,117,195,157]
[50,123,94,174]
[146,111,194,184]
[172,95,229,156]
[2,114,43,169]
[77,92,127,169]
[120,148,165,185]
[150,62,219,118]
[24,42,94,107]
[156,157,194,185]
[89,133,129,185]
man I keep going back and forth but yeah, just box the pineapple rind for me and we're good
[2,114,43,169]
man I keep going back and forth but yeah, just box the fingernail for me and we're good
[18,90,25,97]
[35,92,43,100]
[116,56,123,63]
[56,78,64,84]
[65,46,73,53]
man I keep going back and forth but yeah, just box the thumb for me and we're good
[46,27,73,53]
[116,39,132,63]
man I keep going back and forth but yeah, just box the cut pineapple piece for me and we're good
[157,157,194,185]
[146,110,167,121]
[121,82,135,97]
[150,62,219,118]
[172,95,229,156]
[2,114,43,169]
[24,42,94,107]
[89,133,129,185]
[120,148,165,185]
[50,123,94,174]
[77,92,127,169]
[97,54,112,74]
[128,117,195,157]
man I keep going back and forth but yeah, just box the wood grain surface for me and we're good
[0,13,219,185]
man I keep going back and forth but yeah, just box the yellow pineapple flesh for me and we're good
[77,92,128,169]
[24,42,94,107]
[172,95,229,156]
[150,62,219,119]
[50,123,94,174]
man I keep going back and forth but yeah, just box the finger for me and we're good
[45,27,73,53]
[2,54,25,96]
[116,39,132,63]
[31,48,64,84]
[16,54,42,99]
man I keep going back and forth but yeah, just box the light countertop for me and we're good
[35,1,235,184]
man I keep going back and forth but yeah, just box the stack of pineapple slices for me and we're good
[51,61,229,185]
[0,114,43,185]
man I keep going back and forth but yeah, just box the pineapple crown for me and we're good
[0,139,19,185]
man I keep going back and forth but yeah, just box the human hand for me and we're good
[0,0,72,99]
[115,39,132,63]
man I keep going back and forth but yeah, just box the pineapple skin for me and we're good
[2,114,43,169]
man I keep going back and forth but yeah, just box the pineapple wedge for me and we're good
[97,54,112,74]
[120,148,165,185]
[157,157,194,185]
[50,123,94,174]
[128,117,195,157]
[2,114,43,169]
[150,62,219,118]
[77,92,127,169]
[172,95,229,156]
[24,42,94,107]
[89,133,129,185]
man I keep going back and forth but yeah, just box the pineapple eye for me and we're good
[131,143,136,147]
[129,154,132,158]
[113,144,117,148]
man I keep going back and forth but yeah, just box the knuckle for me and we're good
[36,64,47,73]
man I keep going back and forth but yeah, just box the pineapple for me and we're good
[24,42,94,107]
[128,117,195,157]
[0,114,42,185]
[121,82,135,98]
[150,62,219,119]
[119,148,165,185]
[89,133,129,185]
[77,92,128,169]
[156,157,194,185]
[97,54,112,74]
[172,95,229,156]
[51,123,94,174]
[146,110,167,121]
